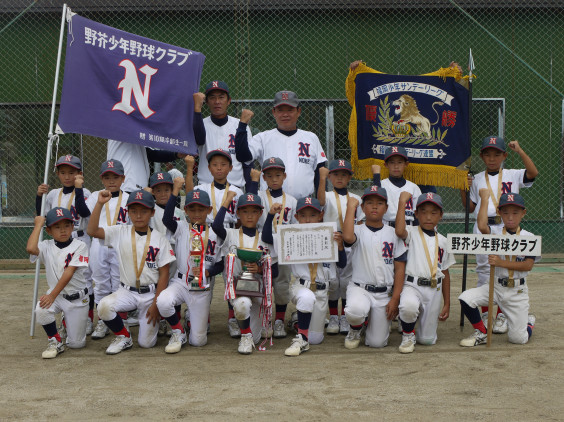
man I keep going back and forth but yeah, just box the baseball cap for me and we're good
[296,196,322,213]
[384,146,409,162]
[149,172,173,188]
[328,159,353,174]
[206,148,233,164]
[481,136,506,152]
[262,157,286,172]
[100,159,125,176]
[416,192,444,210]
[361,185,388,202]
[45,207,74,227]
[237,193,263,210]
[498,193,526,209]
[205,80,230,96]
[273,91,299,108]
[184,189,211,208]
[127,189,155,209]
[55,155,82,171]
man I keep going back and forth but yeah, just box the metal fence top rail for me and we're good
[1,0,562,13]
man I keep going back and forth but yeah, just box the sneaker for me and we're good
[460,329,487,347]
[528,314,536,327]
[42,337,65,359]
[91,320,109,339]
[86,319,93,336]
[326,315,340,334]
[158,320,168,337]
[58,322,67,340]
[126,309,139,327]
[261,325,273,339]
[481,311,489,327]
[273,319,287,338]
[228,318,241,338]
[339,315,350,334]
[398,332,416,354]
[493,312,508,334]
[106,334,133,355]
[237,333,254,355]
[165,329,187,354]
[344,329,361,349]
[284,335,310,356]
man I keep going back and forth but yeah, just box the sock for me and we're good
[350,324,363,331]
[228,302,235,320]
[328,300,339,316]
[114,327,130,337]
[49,333,62,343]
[239,317,251,334]
[341,299,346,311]
[165,313,184,332]
[174,304,182,314]
[88,294,95,319]
[400,319,416,333]
[88,308,94,321]
[461,299,486,332]
[118,312,128,320]
[275,304,287,321]
[481,306,489,314]
[105,314,127,334]
[62,318,67,328]
[297,311,311,332]
[43,321,58,338]
[527,319,535,338]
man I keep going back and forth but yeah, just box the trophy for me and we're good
[189,226,205,289]
[233,247,264,297]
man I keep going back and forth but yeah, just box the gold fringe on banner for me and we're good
[346,62,471,190]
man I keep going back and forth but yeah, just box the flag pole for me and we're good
[30,3,68,337]
[460,48,475,328]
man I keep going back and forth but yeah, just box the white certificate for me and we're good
[277,222,338,265]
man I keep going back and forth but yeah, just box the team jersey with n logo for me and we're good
[86,190,130,227]
[248,128,327,198]
[469,169,533,218]
[29,239,89,295]
[257,189,298,231]
[348,224,407,287]
[151,204,185,245]
[45,187,92,232]
[194,182,243,227]
[381,178,421,224]
[404,226,455,281]
[104,225,176,287]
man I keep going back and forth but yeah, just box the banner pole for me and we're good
[460,49,475,328]
[30,3,68,338]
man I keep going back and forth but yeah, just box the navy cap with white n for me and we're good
[45,207,74,227]
[127,189,155,209]
[262,157,286,172]
[498,192,526,209]
[149,172,173,188]
[273,91,299,108]
[416,192,443,210]
[328,159,353,174]
[237,193,263,209]
[361,185,388,202]
[55,155,82,171]
[296,196,322,213]
[481,136,506,152]
[184,189,211,208]
[205,80,230,96]
[384,146,409,162]
[100,159,125,176]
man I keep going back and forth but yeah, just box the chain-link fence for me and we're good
[1,1,563,258]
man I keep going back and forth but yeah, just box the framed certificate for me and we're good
[277,222,338,265]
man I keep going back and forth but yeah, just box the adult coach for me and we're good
[192,81,253,189]
[234,91,327,198]
[107,140,186,193]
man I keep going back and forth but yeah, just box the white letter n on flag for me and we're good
[112,59,158,119]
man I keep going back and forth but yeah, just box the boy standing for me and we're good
[459,191,538,347]
[87,189,175,354]
[27,207,90,358]
[395,192,455,353]
[342,186,407,349]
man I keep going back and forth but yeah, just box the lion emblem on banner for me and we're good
[392,94,443,137]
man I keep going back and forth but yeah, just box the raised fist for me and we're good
[240,109,254,124]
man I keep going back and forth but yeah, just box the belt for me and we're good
[353,282,387,293]
[406,275,442,287]
[76,230,85,237]
[120,282,155,294]
[63,287,88,301]
[497,277,525,288]
[488,216,502,225]
[299,278,327,290]
[386,220,414,228]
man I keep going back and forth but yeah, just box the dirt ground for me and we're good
[2,264,564,421]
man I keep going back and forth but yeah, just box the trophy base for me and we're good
[234,276,263,298]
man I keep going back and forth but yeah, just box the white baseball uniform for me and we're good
[344,224,407,348]
[459,225,540,344]
[157,222,222,346]
[86,191,130,304]
[197,116,253,188]
[31,239,89,348]
[398,226,456,345]
[97,225,175,348]
[381,178,421,225]
[248,129,327,198]
[469,169,533,286]
[195,182,243,227]
[290,262,336,344]
[323,190,364,300]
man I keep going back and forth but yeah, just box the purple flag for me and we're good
[56,14,205,154]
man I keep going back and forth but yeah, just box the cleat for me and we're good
[460,329,487,347]
[86,319,93,336]
[42,337,64,359]
[273,319,287,338]
[481,311,489,327]
[237,333,254,355]
[398,332,416,354]
[339,315,350,334]
[91,320,109,339]
[344,329,361,349]
[126,309,139,327]
[228,318,241,338]
[165,329,187,354]
[261,325,273,339]
[287,312,298,333]
[106,334,133,355]
[284,335,310,356]
[528,314,536,327]
[493,312,508,334]
[58,323,67,341]
[326,315,339,334]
